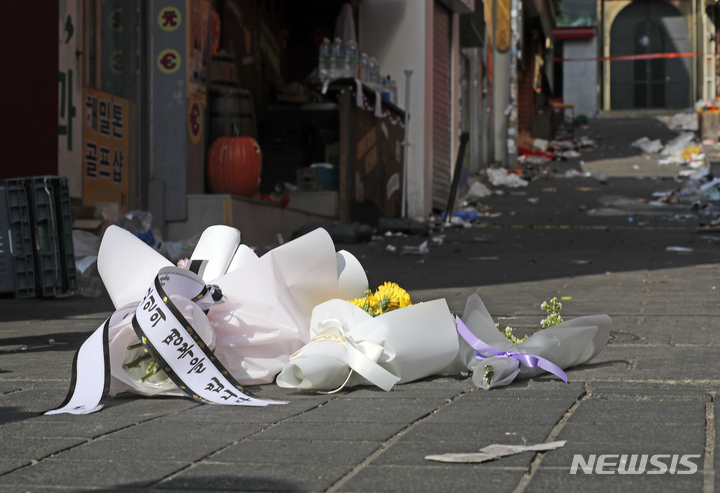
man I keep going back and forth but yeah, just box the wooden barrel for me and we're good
[209,87,257,141]
[209,52,257,141]
[210,52,239,87]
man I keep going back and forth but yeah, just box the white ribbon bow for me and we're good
[286,319,400,392]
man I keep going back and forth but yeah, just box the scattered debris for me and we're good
[592,171,609,183]
[464,181,493,199]
[630,137,663,154]
[564,169,584,179]
[666,246,693,252]
[661,133,696,157]
[401,240,429,255]
[668,111,698,131]
[426,441,567,463]
[487,168,529,188]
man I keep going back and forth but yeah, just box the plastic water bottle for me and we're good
[358,52,369,83]
[329,38,343,80]
[369,57,379,89]
[380,76,390,101]
[319,38,331,81]
[388,77,398,104]
[343,39,357,78]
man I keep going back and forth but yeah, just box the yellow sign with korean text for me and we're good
[82,87,130,211]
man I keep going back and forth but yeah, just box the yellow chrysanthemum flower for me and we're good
[375,282,412,310]
[348,282,412,317]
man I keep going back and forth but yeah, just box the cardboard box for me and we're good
[296,167,338,192]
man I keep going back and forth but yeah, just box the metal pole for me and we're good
[444,132,470,226]
[401,70,413,219]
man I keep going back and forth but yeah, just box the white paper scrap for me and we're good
[425,440,566,463]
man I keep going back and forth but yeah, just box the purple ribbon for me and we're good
[455,316,568,383]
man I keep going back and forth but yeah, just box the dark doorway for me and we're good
[633,20,666,107]
[610,0,690,109]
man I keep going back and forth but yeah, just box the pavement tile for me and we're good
[0,384,24,394]
[398,422,554,444]
[55,437,234,462]
[0,409,41,425]
[557,421,704,446]
[0,459,30,476]
[208,439,380,465]
[0,352,78,379]
[526,467,703,492]
[156,462,350,492]
[0,389,71,420]
[337,465,524,493]
[0,437,86,460]
[237,385,337,400]
[246,421,406,441]
[37,393,201,423]
[106,419,267,442]
[0,419,136,439]
[340,385,468,400]
[568,399,707,424]
[564,346,720,382]
[712,404,720,475]
[463,380,586,400]
[158,397,330,423]
[0,488,113,493]
[588,382,714,401]
[286,397,446,424]
[0,459,186,488]
[426,397,577,427]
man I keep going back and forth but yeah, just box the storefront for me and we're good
[0,1,485,245]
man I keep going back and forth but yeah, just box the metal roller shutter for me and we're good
[433,1,452,211]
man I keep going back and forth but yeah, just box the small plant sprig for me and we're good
[496,324,529,345]
[540,297,563,328]
[497,297,564,345]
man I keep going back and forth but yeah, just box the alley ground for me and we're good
[1,116,720,492]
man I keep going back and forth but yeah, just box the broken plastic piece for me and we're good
[425,440,567,463]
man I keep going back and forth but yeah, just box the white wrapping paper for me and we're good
[276,298,459,391]
[189,225,242,281]
[336,250,369,300]
[453,294,612,389]
[225,244,259,274]
[96,226,370,394]
[208,228,341,384]
[98,226,173,309]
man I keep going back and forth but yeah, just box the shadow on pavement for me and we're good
[0,332,94,354]
[0,292,115,322]
[104,477,302,492]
